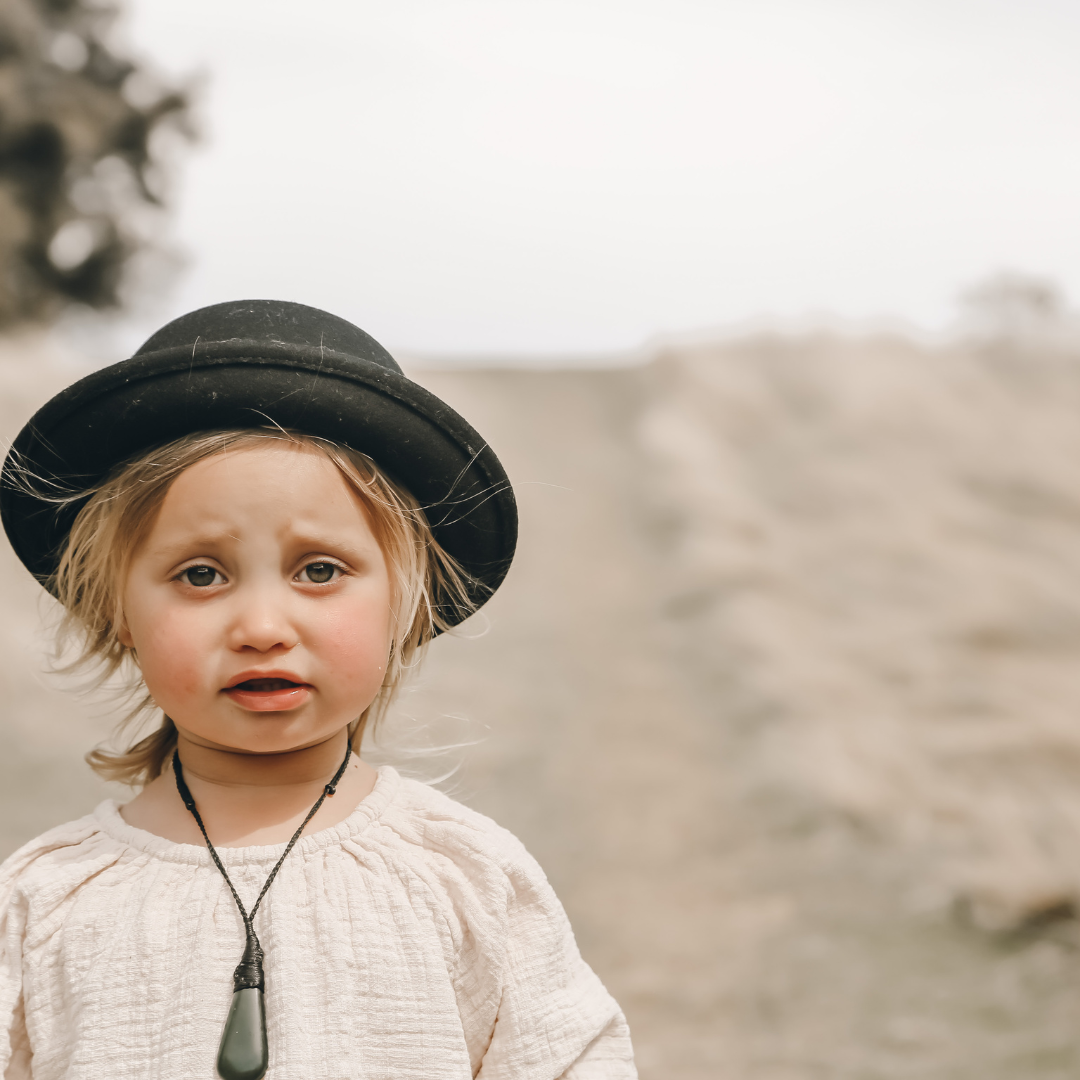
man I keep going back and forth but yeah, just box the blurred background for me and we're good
[4,1,1080,1076]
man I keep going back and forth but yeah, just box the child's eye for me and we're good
[181,565,221,588]
[299,562,339,584]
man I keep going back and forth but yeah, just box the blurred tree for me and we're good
[0,0,190,326]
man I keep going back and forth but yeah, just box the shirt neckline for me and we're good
[92,763,400,867]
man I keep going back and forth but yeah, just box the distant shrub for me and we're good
[0,0,191,326]
[960,272,1070,344]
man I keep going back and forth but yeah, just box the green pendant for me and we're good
[216,988,268,1080]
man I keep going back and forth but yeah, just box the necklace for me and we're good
[173,743,352,1080]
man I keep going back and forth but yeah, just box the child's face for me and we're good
[117,443,393,756]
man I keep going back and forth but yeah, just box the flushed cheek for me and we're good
[309,604,390,704]
[133,612,214,713]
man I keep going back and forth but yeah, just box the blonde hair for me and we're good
[50,428,477,786]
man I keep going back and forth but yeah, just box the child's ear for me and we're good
[116,612,134,649]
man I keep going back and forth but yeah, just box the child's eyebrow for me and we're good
[283,531,372,558]
[144,529,241,555]
[142,527,376,562]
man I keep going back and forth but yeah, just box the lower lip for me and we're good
[222,686,312,711]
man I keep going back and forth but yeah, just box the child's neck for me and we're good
[177,728,352,791]
[120,729,379,847]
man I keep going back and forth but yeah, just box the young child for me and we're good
[0,301,636,1080]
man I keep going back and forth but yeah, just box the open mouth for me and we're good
[222,676,312,711]
[232,678,303,692]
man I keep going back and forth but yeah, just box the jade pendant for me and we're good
[217,987,268,1080]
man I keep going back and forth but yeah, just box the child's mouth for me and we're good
[222,678,312,711]
[236,679,300,692]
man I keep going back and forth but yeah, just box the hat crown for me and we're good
[135,299,403,374]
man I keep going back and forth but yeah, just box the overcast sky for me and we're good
[116,0,1080,358]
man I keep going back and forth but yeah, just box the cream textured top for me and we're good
[0,766,635,1079]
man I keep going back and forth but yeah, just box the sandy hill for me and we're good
[4,328,1080,1078]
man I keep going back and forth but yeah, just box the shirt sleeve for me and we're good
[474,852,637,1080]
[559,1014,636,1079]
[0,852,33,1080]
[3,996,30,1080]
[0,819,101,1080]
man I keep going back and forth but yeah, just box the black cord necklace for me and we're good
[173,743,352,1080]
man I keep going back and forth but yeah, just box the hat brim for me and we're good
[0,338,517,624]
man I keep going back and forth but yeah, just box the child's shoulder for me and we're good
[381,769,537,863]
[0,804,120,900]
[376,768,553,899]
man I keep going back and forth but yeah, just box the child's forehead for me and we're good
[144,449,377,553]
[164,443,363,513]
[179,441,343,482]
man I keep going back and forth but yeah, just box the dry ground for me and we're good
[4,329,1080,1078]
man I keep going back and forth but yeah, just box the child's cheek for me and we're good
[136,609,211,713]
[315,600,390,699]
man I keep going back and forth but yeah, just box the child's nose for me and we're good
[227,591,300,653]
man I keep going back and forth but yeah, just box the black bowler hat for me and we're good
[0,299,517,623]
